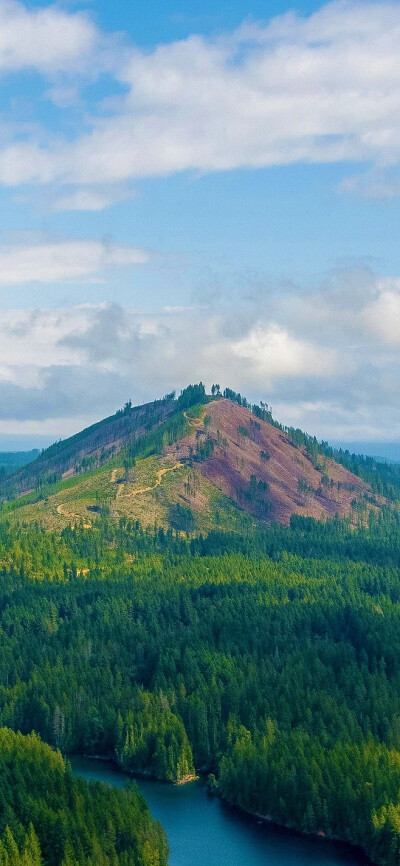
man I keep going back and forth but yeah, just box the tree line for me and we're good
[0,512,399,861]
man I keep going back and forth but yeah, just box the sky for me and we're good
[1,0,400,449]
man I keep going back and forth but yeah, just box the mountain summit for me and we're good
[0,384,387,530]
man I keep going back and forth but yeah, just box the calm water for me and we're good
[71,757,369,866]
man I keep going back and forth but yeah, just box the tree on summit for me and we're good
[177,383,206,410]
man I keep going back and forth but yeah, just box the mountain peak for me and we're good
[0,385,384,532]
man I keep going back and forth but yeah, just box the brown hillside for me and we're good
[167,399,369,525]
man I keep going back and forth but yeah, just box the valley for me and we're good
[0,385,399,866]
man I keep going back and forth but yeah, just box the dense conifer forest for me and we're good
[1,505,400,863]
[2,386,400,864]
[0,727,168,865]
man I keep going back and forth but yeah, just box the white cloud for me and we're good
[45,85,81,109]
[0,265,399,439]
[0,0,98,74]
[231,324,338,381]
[53,190,110,212]
[0,416,99,438]
[339,170,400,199]
[361,280,400,344]
[272,400,400,443]
[0,240,149,285]
[52,188,129,212]
[0,307,89,367]
[1,1,400,188]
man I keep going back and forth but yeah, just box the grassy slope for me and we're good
[4,452,250,534]
[0,395,175,500]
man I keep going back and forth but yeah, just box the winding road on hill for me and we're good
[56,503,92,528]
[56,503,82,519]
[55,462,183,520]
[55,463,184,519]
[183,410,204,428]
[108,410,200,499]
[111,462,184,498]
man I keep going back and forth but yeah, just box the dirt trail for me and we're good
[110,467,127,498]
[183,411,204,429]
[127,463,183,497]
[56,503,81,519]
[56,503,91,528]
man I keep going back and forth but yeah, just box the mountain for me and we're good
[333,440,400,464]
[0,449,40,479]
[0,384,387,531]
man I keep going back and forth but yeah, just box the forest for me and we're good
[0,726,168,866]
[0,507,400,863]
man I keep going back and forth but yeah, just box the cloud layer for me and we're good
[1,267,400,442]
[1,0,400,198]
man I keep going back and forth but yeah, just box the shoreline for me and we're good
[174,773,198,785]
[217,797,370,864]
[75,755,370,863]
[80,754,198,786]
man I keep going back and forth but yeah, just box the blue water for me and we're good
[70,757,369,866]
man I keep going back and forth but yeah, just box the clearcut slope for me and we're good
[1,388,380,531]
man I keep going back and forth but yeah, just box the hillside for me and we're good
[0,385,384,531]
[0,392,175,501]
[165,398,371,525]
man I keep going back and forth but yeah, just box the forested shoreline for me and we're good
[0,510,399,863]
[0,727,168,866]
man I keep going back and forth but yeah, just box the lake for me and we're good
[71,757,369,866]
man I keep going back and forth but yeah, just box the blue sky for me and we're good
[0,0,400,447]
[59,0,326,45]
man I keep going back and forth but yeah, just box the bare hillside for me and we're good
[167,399,369,525]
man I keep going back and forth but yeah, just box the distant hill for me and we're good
[332,441,400,464]
[1,383,396,532]
[0,449,40,481]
